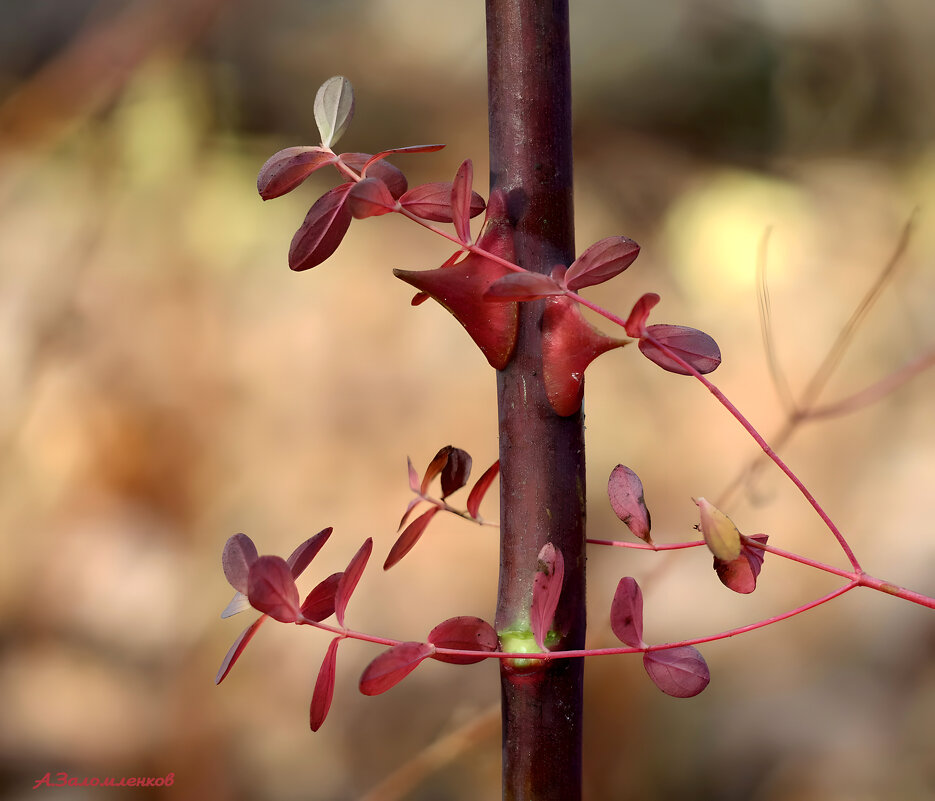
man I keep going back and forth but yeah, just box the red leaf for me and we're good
[340,153,408,198]
[347,177,397,218]
[607,466,652,544]
[623,292,661,338]
[399,182,485,222]
[398,497,423,530]
[542,296,629,416]
[428,616,498,665]
[643,646,710,698]
[286,527,333,579]
[288,183,353,271]
[406,456,420,492]
[452,159,474,244]
[335,538,373,627]
[222,533,258,594]
[440,447,472,498]
[394,190,519,369]
[384,506,441,569]
[215,615,266,684]
[310,636,341,731]
[715,534,768,594]
[610,577,645,648]
[257,147,336,200]
[247,556,301,623]
[301,571,342,622]
[466,459,499,520]
[421,446,452,495]
[484,272,565,301]
[361,144,446,173]
[564,236,640,291]
[639,325,721,375]
[359,641,435,696]
[531,543,565,650]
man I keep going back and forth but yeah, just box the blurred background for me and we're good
[1,0,934,799]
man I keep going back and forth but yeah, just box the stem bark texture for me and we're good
[486,1,584,799]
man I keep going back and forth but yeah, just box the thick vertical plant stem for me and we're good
[486,2,584,799]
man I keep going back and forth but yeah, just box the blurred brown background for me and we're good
[1,1,934,799]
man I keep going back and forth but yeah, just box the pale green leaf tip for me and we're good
[314,75,355,148]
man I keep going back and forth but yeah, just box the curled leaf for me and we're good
[428,616,498,665]
[531,543,565,650]
[610,577,645,648]
[639,325,721,375]
[247,556,301,623]
[399,182,485,222]
[301,572,342,622]
[695,498,742,562]
[222,533,258,594]
[347,177,397,218]
[286,527,333,579]
[215,615,267,684]
[335,538,373,627]
[314,76,354,148]
[714,534,768,594]
[607,465,652,544]
[484,271,565,301]
[359,641,435,696]
[257,147,336,200]
[466,459,499,520]
[440,447,472,498]
[310,637,341,731]
[542,296,629,416]
[623,293,661,338]
[421,445,453,495]
[384,506,441,569]
[643,646,710,698]
[288,183,353,271]
[564,236,640,291]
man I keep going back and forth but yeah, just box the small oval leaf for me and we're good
[301,571,343,622]
[335,538,373,627]
[440,447,472,498]
[639,325,721,375]
[347,177,397,219]
[341,153,408,199]
[610,577,645,648]
[484,272,565,301]
[607,466,652,544]
[288,183,353,271]
[643,646,710,698]
[247,556,300,623]
[399,182,485,222]
[310,637,341,731]
[257,147,336,200]
[531,543,565,650]
[452,159,474,244]
[565,236,640,291]
[359,642,435,696]
[314,76,355,148]
[428,616,498,665]
[695,497,742,562]
[222,533,259,594]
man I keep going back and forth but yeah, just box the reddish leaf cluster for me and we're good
[387,446,499,569]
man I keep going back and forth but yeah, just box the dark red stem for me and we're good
[486,1,584,800]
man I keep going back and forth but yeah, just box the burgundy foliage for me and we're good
[222,533,258,595]
[335,538,373,627]
[215,615,267,685]
[310,637,342,731]
[607,465,652,544]
[610,577,644,648]
[359,642,436,696]
[564,236,640,291]
[484,271,565,301]
[257,147,336,200]
[531,543,565,650]
[286,527,334,579]
[639,324,721,376]
[288,183,354,271]
[339,153,409,199]
[301,572,342,622]
[451,159,475,244]
[715,534,768,594]
[466,459,500,519]
[384,506,441,570]
[428,616,499,664]
[247,555,301,623]
[347,177,397,219]
[642,647,710,698]
[623,292,661,338]
[399,181,486,222]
